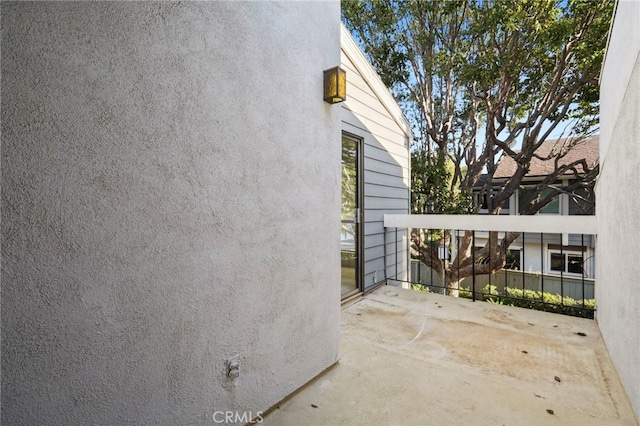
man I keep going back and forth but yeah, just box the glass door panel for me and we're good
[341,136,360,297]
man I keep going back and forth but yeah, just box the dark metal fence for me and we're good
[385,225,596,319]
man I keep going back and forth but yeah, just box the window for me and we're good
[549,250,584,275]
[519,187,559,214]
[505,249,520,270]
[474,190,510,214]
[478,193,488,209]
[568,186,595,215]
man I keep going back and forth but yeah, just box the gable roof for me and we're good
[493,135,599,179]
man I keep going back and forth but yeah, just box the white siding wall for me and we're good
[341,27,412,291]
[597,0,640,420]
[1,3,342,424]
[472,232,595,274]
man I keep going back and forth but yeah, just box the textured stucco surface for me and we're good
[599,0,640,162]
[1,2,341,424]
[597,2,640,420]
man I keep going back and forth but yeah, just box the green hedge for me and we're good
[409,283,594,319]
[459,285,594,319]
[411,283,431,293]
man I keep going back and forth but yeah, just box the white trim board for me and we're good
[384,214,597,235]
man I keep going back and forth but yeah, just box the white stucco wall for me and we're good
[340,26,412,291]
[599,0,640,162]
[596,0,640,420]
[1,2,341,424]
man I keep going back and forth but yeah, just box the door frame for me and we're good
[341,131,364,300]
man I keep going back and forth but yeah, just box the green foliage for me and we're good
[341,0,412,88]
[411,283,431,293]
[342,0,612,195]
[457,284,594,318]
[411,151,473,214]
[459,287,472,299]
[459,285,498,299]
[500,287,595,319]
[344,0,611,289]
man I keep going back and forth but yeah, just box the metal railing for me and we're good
[384,214,597,319]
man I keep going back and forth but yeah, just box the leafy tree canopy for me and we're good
[343,0,611,215]
[343,0,613,294]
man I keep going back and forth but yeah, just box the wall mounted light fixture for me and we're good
[323,66,346,104]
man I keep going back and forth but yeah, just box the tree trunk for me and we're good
[411,229,521,299]
[444,274,460,297]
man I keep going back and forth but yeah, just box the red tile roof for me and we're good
[493,135,599,179]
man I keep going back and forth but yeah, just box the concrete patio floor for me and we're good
[262,286,637,426]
